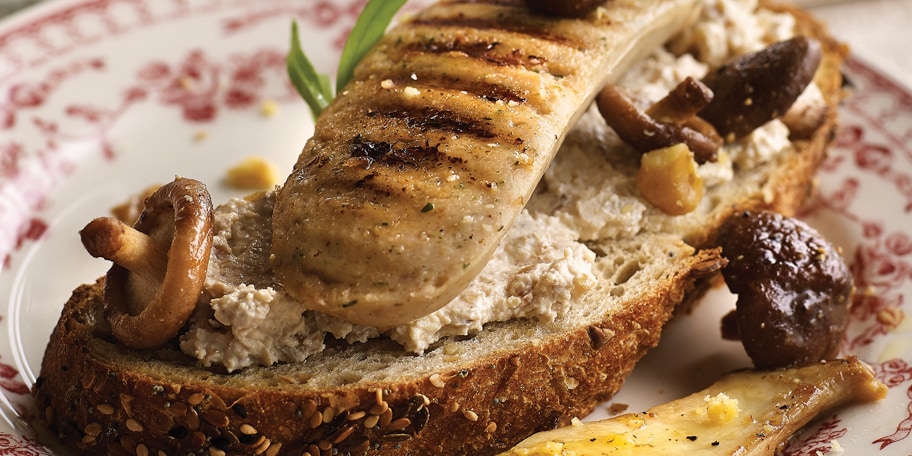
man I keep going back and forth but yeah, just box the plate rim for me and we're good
[0,1,911,454]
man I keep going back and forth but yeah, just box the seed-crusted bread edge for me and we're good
[32,246,721,456]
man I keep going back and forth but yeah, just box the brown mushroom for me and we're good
[526,0,603,17]
[717,210,852,369]
[699,36,823,140]
[80,177,214,349]
[597,77,723,163]
[646,76,714,124]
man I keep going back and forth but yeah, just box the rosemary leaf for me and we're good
[335,0,407,94]
[286,20,333,119]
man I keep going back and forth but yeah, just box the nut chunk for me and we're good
[718,210,852,369]
[637,143,704,215]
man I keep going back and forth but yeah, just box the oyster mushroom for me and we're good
[502,357,886,455]
[597,77,723,163]
[80,177,214,349]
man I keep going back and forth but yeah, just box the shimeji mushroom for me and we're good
[717,210,852,369]
[597,77,723,163]
[80,177,214,349]
[598,35,823,159]
[597,77,724,215]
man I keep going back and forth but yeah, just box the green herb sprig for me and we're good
[286,21,333,120]
[287,0,408,120]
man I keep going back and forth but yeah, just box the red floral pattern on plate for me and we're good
[0,0,354,267]
[872,358,912,450]
[0,433,48,456]
[781,415,848,456]
[136,48,291,123]
[0,1,365,453]
[782,58,912,453]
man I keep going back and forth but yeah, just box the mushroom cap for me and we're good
[700,36,823,140]
[104,177,214,349]
[718,210,852,369]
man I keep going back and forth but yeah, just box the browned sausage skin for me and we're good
[526,0,604,17]
[271,0,702,327]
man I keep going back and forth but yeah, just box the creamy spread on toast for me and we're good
[181,0,816,371]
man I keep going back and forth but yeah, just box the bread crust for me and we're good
[31,2,846,455]
[766,2,849,213]
[33,250,721,456]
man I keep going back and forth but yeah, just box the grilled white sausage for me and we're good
[272,0,701,327]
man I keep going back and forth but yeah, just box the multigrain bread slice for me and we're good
[31,2,847,455]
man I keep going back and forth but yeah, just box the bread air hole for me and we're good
[329,372,365,385]
[609,286,626,297]
[613,260,641,285]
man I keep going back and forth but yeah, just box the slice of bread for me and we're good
[31,2,847,455]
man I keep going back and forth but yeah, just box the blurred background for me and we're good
[0,0,36,18]
[803,0,912,88]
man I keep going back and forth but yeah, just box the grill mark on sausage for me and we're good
[380,74,529,105]
[368,38,547,106]
[444,0,526,6]
[300,154,330,171]
[404,38,547,69]
[410,16,582,48]
[404,39,543,68]
[372,107,497,139]
[348,136,460,170]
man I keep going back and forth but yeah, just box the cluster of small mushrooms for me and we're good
[598,36,824,215]
[78,3,845,371]
[590,33,850,369]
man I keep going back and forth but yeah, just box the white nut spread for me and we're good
[180,0,815,371]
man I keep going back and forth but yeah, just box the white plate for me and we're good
[1,0,911,454]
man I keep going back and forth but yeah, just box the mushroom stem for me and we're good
[646,76,713,124]
[597,84,721,163]
[80,217,168,285]
[90,177,214,349]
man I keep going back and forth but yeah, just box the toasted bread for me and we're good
[31,1,847,455]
